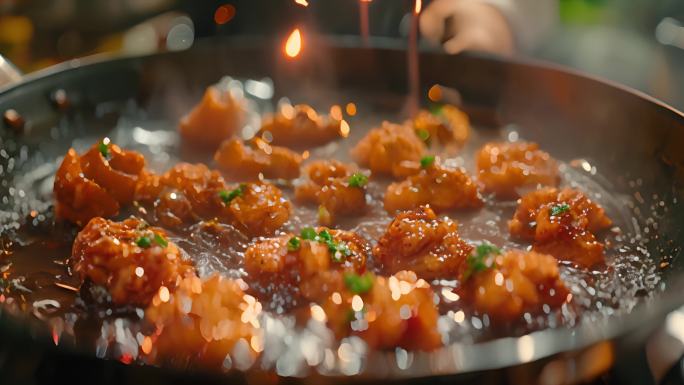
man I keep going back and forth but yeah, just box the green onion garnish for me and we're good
[153,233,168,248]
[347,172,368,188]
[287,236,301,252]
[463,242,500,280]
[550,203,570,217]
[98,141,110,158]
[416,128,430,142]
[300,227,317,240]
[343,272,374,294]
[219,184,246,204]
[136,236,151,248]
[420,155,435,169]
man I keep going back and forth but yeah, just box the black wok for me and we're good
[0,36,683,385]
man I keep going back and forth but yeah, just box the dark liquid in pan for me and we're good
[0,84,665,375]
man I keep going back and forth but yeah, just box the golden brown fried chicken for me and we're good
[71,217,194,306]
[135,164,291,235]
[244,227,368,282]
[458,248,570,323]
[227,182,292,236]
[351,121,426,178]
[144,274,261,368]
[476,141,559,199]
[179,86,247,149]
[374,206,472,280]
[135,163,229,227]
[259,104,343,147]
[295,160,368,226]
[316,270,442,351]
[54,141,145,225]
[213,138,302,180]
[412,105,470,146]
[384,160,482,213]
[509,187,612,267]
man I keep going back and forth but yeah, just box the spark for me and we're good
[284,28,303,58]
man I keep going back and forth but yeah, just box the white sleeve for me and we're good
[480,0,559,52]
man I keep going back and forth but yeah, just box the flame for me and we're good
[414,0,422,14]
[361,0,372,2]
[285,28,302,58]
[294,0,309,6]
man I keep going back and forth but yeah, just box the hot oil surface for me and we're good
[0,86,664,374]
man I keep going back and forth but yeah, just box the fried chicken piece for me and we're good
[458,249,570,323]
[351,121,426,178]
[244,228,368,282]
[317,270,442,351]
[214,138,302,180]
[475,141,559,199]
[412,105,470,146]
[71,217,194,306]
[384,161,482,213]
[54,141,145,225]
[135,163,230,227]
[227,182,291,236]
[295,160,368,225]
[144,274,261,368]
[135,164,291,235]
[179,86,247,149]
[259,104,343,147]
[509,188,612,267]
[374,206,472,280]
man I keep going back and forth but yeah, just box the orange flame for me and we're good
[285,28,303,58]
[414,0,422,14]
[294,0,309,6]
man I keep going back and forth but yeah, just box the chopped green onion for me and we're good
[219,184,246,204]
[550,203,570,217]
[318,229,333,242]
[429,104,444,116]
[98,141,110,159]
[136,236,151,248]
[153,233,168,248]
[287,236,301,252]
[343,272,374,294]
[463,242,500,280]
[347,172,368,188]
[300,227,317,240]
[420,155,435,169]
[416,128,430,142]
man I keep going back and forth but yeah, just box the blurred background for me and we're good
[0,0,683,109]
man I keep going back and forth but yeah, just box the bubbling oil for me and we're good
[0,81,667,377]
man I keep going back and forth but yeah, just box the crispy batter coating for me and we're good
[228,182,291,236]
[476,141,559,199]
[71,217,194,306]
[54,142,145,225]
[214,138,302,180]
[259,104,342,147]
[458,249,570,323]
[384,162,482,213]
[135,164,291,235]
[144,274,261,368]
[318,270,442,351]
[135,163,229,227]
[509,188,612,267]
[374,206,472,280]
[295,160,368,226]
[179,86,246,148]
[412,105,470,146]
[244,228,368,281]
[351,121,426,178]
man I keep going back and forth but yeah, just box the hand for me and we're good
[420,0,515,55]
